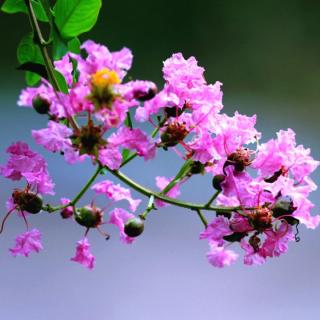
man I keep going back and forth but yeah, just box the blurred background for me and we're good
[0,0,320,319]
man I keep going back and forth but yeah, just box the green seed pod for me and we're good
[124,217,145,237]
[75,207,103,228]
[212,174,225,191]
[190,161,205,175]
[32,95,51,114]
[13,191,43,214]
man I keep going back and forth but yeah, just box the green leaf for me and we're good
[52,28,69,60]
[54,0,102,39]
[125,111,133,129]
[53,70,68,93]
[1,0,49,22]
[68,37,81,54]
[122,149,131,162]
[17,33,44,85]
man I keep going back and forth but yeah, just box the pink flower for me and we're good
[10,229,43,257]
[32,120,72,151]
[206,241,238,268]
[230,213,253,233]
[108,127,156,160]
[212,112,260,159]
[32,121,84,164]
[240,240,265,266]
[155,176,181,207]
[200,216,233,245]
[163,53,205,89]
[71,238,95,270]
[92,179,141,212]
[260,223,294,258]
[0,142,55,195]
[98,147,122,170]
[253,129,319,182]
[109,208,135,244]
[75,40,133,81]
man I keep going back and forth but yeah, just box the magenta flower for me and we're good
[71,238,95,270]
[200,216,233,246]
[10,229,43,257]
[260,224,294,258]
[92,179,141,212]
[109,208,135,244]
[32,121,73,152]
[98,147,122,170]
[0,142,54,195]
[108,127,156,160]
[206,242,238,268]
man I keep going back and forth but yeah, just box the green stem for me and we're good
[161,159,193,194]
[195,209,208,228]
[25,0,80,131]
[140,195,155,219]
[104,167,241,212]
[204,190,221,208]
[44,164,103,213]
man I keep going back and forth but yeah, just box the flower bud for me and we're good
[32,95,51,114]
[190,161,205,175]
[75,206,103,228]
[61,207,74,219]
[12,190,43,214]
[212,174,225,191]
[124,217,145,237]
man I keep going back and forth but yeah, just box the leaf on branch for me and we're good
[17,62,48,79]
[17,33,45,85]
[53,0,102,39]
[53,70,68,93]
[1,0,49,22]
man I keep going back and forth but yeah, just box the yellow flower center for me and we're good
[91,68,121,89]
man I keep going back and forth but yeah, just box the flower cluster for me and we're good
[1,40,318,269]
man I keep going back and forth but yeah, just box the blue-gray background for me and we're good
[0,1,320,319]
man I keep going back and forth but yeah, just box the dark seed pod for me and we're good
[190,161,205,175]
[124,217,145,237]
[13,191,43,214]
[212,174,225,191]
[75,207,103,228]
[32,95,51,114]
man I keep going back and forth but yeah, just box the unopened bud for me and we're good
[75,206,103,228]
[61,207,74,219]
[124,217,145,237]
[12,190,43,214]
[212,174,225,191]
[32,95,51,114]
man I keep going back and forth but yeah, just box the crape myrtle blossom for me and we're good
[10,229,43,257]
[92,179,141,212]
[71,238,95,270]
[1,39,319,270]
